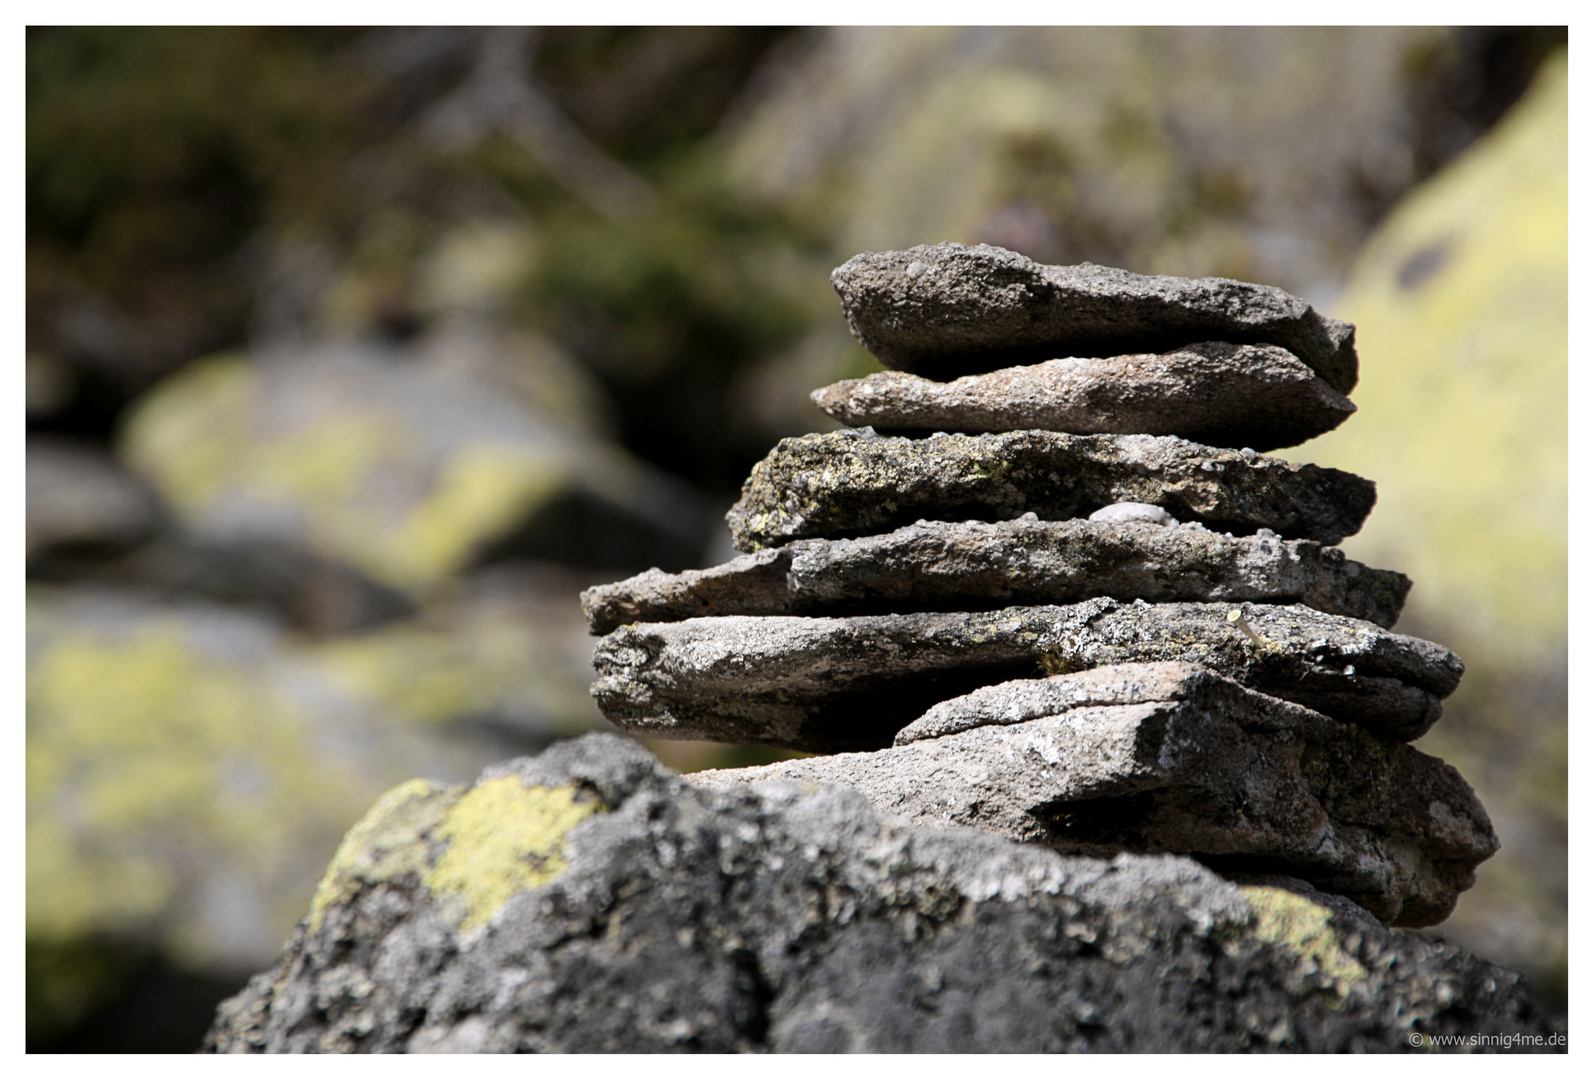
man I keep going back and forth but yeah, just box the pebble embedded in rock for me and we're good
[1088,502,1177,526]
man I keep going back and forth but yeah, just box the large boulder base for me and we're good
[590,601,1463,752]
[696,662,1496,927]
[811,342,1355,451]
[726,430,1376,551]
[204,735,1555,1053]
[582,517,1410,635]
[831,242,1358,392]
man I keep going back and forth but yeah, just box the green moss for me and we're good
[1241,885,1367,998]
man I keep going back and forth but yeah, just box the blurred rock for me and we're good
[25,576,602,1045]
[727,430,1377,551]
[204,735,1556,1052]
[94,536,416,636]
[26,437,163,563]
[118,327,708,593]
[1306,51,1567,1011]
[811,342,1355,451]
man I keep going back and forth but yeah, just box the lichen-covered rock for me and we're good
[25,575,599,1039]
[582,518,1410,635]
[119,337,705,593]
[696,662,1497,926]
[203,734,1556,1053]
[591,601,1461,751]
[830,243,1358,392]
[726,430,1376,551]
[810,342,1355,450]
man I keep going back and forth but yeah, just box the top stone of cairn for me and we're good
[831,242,1358,393]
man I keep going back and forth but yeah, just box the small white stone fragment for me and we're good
[1240,447,1258,462]
[1019,511,1039,522]
[905,260,929,279]
[1088,502,1177,527]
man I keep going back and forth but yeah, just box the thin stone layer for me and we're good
[582,518,1410,635]
[831,242,1358,392]
[590,601,1463,752]
[693,663,1496,927]
[726,430,1376,551]
[810,342,1355,451]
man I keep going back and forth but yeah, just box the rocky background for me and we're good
[26,27,1566,1051]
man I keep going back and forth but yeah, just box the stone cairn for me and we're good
[581,242,1497,928]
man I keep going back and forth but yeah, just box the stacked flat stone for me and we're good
[582,242,1496,929]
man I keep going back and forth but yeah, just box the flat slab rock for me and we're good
[590,600,1463,752]
[831,242,1358,392]
[810,342,1355,451]
[582,517,1410,635]
[205,734,1555,1052]
[726,430,1375,551]
[695,663,1497,927]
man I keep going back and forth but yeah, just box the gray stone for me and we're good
[695,663,1498,926]
[590,601,1462,751]
[26,437,164,563]
[810,342,1356,450]
[831,243,1358,392]
[204,734,1556,1052]
[581,518,1411,635]
[727,430,1376,551]
[1088,501,1178,525]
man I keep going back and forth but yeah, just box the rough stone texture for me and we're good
[726,430,1376,552]
[695,663,1497,926]
[583,518,1411,635]
[590,601,1462,751]
[204,734,1558,1053]
[810,342,1356,451]
[831,243,1358,392]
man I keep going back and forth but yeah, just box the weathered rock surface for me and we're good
[204,734,1556,1052]
[591,601,1462,751]
[726,430,1376,551]
[811,342,1356,450]
[831,243,1359,392]
[582,518,1410,635]
[695,663,1497,926]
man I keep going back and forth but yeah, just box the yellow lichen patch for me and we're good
[120,354,257,511]
[1242,885,1368,997]
[1305,51,1566,666]
[307,778,459,932]
[25,617,378,957]
[377,443,567,589]
[423,779,605,933]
